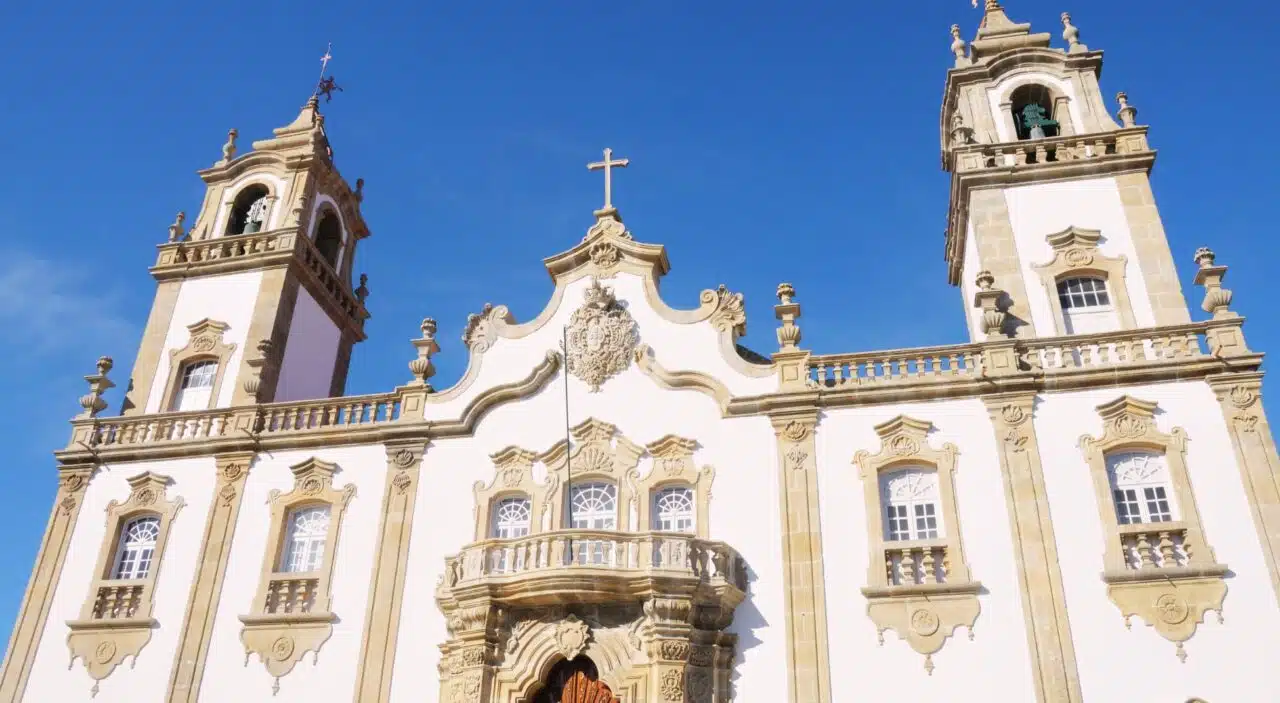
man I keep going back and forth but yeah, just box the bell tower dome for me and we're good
[942,2,1190,341]
[121,97,371,414]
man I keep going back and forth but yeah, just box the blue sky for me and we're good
[1,1,1276,652]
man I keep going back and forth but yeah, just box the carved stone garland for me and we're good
[853,416,980,673]
[1079,396,1227,661]
[67,472,184,697]
[565,279,638,392]
[239,458,356,694]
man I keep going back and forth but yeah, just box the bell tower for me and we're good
[942,2,1190,340]
[121,96,371,415]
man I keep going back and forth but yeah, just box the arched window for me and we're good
[226,184,270,235]
[112,516,161,580]
[1106,451,1178,525]
[568,482,617,530]
[491,496,532,539]
[1010,84,1059,140]
[652,486,695,533]
[280,505,331,573]
[880,468,944,542]
[314,210,343,270]
[1057,276,1118,334]
[169,359,217,411]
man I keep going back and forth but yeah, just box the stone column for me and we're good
[166,452,255,703]
[983,394,1082,703]
[1208,374,1280,607]
[768,412,831,703]
[352,441,426,703]
[0,464,94,702]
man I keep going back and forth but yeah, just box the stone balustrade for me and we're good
[808,343,984,388]
[264,577,319,614]
[258,395,401,434]
[1021,324,1205,371]
[441,530,749,597]
[156,228,297,267]
[1118,524,1191,571]
[91,583,144,620]
[882,540,952,586]
[952,127,1151,173]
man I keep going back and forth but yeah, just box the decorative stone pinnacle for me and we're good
[167,211,186,243]
[242,339,277,401]
[776,283,796,305]
[354,178,365,202]
[975,269,995,291]
[77,356,115,419]
[356,273,370,303]
[774,283,802,351]
[1061,12,1087,52]
[1194,247,1216,268]
[1117,92,1138,128]
[222,128,238,162]
[950,24,968,63]
[409,317,442,387]
[972,272,1010,338]
[1192,247,1235,319]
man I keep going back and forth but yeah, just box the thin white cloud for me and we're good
[0,250,135,359]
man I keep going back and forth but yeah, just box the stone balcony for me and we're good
[436,529,748,610]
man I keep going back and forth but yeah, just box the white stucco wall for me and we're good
[197,444,387,702]
[22,456,216,703]
[1035,380,1280,702]
[1004,178,1157,336]
[144,270,262,414]
[275,288,342,402]
[818,399,1038,701]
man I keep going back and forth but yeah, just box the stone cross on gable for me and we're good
[587,148,630,211]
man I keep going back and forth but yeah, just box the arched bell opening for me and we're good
[313,208,344,271]
[1010,83,1060,140]
[226,184,271,235]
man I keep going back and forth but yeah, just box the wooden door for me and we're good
[560,670,618,703]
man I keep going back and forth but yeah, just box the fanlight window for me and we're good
[491,497,532,539]
[227,184,270,235]
[568,482,617,530]
[280,505,331,573]
[112,516,160,580]
[170,360,217,411]
[1106,451,1178,525]
[880,468,943,542]
[653,486,695,533]
[314,210,343,270]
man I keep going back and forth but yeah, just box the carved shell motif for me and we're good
[565,279,638,392]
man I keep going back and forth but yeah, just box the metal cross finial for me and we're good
[318,42,333,81]
[586,148,630,210]
[313,42,342,102]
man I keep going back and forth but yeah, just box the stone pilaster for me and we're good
[0,464,94,702]
[1208,374,1280,607]
[983,394,1082,703]
[122,280,182,414]
[230,268,300,406]
[969,188,1036,338]
[166,452,255,703]
[1114,172,1192,326]
[768,412,831,703]
[352,441,426,703]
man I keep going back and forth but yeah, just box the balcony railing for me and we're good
[441,530,749,595]
[91,582,145,619]
[1118,523,1192,572]
[264,576,320,614]
[808,343,984,389]
[951,127,1151,174]
[881,539,953,587]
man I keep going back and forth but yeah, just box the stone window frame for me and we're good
[1079,396,1227,660]
[629,435,715,539]
[221,179,280,237]
[1031,226,1138,335]
[239,457,356,694]
[853,415,980,673]
[67,472,184,694]
[473,447,546,540]
[540,419,644,531]
[160,318,237,412]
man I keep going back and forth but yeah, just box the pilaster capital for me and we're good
[768,411,819,438]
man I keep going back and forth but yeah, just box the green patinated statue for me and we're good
[1020,103,1059,139]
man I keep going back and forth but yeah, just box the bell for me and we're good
[1029,125,1046,140]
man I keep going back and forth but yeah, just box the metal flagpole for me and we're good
[563,325,573,530]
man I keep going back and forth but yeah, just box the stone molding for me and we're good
[853,415,979,673]
[165,452,254,703]
[1207,374,1280,608]
[768,412,832,703]
[67,472,184,696]
[239,457,357,695]
[632,436,715,539]
[0,464,94,702]
[352,442,426,703]
[983,394,1083,702]
[160,319,237,412]
[541,419,646,531]
[1079,396,1227,661]
[633,345,733,417]
[1031,226,1138,332]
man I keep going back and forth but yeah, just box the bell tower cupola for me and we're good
[121,96,371,415]
[942,2,1191,341]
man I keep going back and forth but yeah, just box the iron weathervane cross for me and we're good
[587,148,629,211]
[314,42,343,102]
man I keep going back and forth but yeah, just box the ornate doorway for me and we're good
[531,656,618,703]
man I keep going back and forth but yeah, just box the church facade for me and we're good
[3,4,1278,702]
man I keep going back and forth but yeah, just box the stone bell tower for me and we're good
[120,96,371,415]
[941,2,1190,341]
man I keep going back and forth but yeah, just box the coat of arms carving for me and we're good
[565,279,638,392]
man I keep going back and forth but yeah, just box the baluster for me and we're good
[830,363,843,386]
[920,548,936,584]
[885,550,896,586]
[900,548,916,585]
[1136,532,1154,569]
[1157,531,1175,569]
